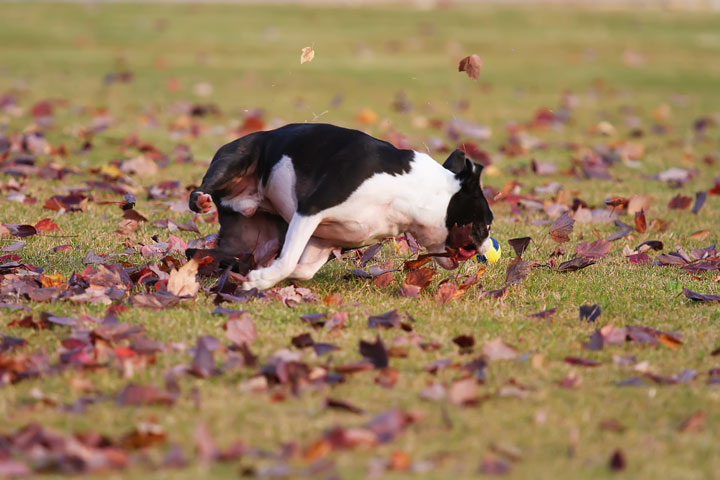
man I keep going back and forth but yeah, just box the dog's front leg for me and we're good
[288,238,335,281]
[243,213,323,291]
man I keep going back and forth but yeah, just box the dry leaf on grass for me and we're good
[167,258,200,297]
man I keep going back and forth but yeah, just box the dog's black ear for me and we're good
[443,149,467,174]
[199,132,262,193]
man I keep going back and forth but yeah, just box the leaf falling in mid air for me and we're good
[458,54,483,80]
[300,46,315,64]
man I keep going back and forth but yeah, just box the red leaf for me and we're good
[668,194,692,210]
[35,218,60,233]
[634,210,646,233]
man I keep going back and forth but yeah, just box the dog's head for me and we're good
[443,149,494,260]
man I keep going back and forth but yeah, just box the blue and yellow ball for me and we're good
[477,237,502,263]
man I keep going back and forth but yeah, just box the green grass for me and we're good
[1,3,720,479]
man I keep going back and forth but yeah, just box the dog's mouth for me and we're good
[455,245,477,261]
[446,222,489,264]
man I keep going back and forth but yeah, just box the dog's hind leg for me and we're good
[243,213,323,290]
[288,238,334,281]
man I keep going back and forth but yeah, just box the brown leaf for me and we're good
[325,397,365,415]
[683,288,720,302]
[116,383,175,406]
[564,356,601,367]
[678,411,706,433]
[404,268,434,288]
[359,335,388,369]
[225,313,256,346]
[658,333,682,351]
[300,46,315,64]
[505,257,537,285]
[449,377,479,406]
[403,255,432,271]
[13,225,37,238]
[167,258,200,297]
[122,209,148,222]
[688,229,710,241]
[507,237,532,257]
[557,257,596,273]
[435,282,458,304]
[458,54,483,80]
[483,338,518,360]
[368,309,403,329]
[627,194,653,215]
[634,210,646,233]
[527,307,557,320]
[609,449,626,471]
[668,194,692,210]
[549,212,575,243]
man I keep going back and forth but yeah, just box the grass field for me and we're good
[1,3,720,479]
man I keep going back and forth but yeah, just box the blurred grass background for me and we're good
[1,3,720,479]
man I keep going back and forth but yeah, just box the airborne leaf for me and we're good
[458,54,483,80]
[300,46,315,64]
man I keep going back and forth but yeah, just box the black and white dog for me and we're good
[189,123,494,290]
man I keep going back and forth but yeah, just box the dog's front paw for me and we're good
[242,268,280,291]
[190,191,214,214]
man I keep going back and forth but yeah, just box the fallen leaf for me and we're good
[564,356,601,367]
[557,257,596,273]
[692,191,707,214]
[527,307,557,320]
[668,194,692,210]
[359,335,389,369]
[116,383,175,406]
[689,230,710,241]
[549,212,575,243]
[483,338,518,360]
[167,258,200,297]
[35,218,60,233]
[448,377,479,406]
[505,257,537,285]
[609,449,626,471]
[404,268,434,288]
[458,54,483,80]
[683,288,720,302]
[658,333,682,351]
[225,313,256,346]
[634,210,646,233]
[575,239,612,259]
[507,237,532,257]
